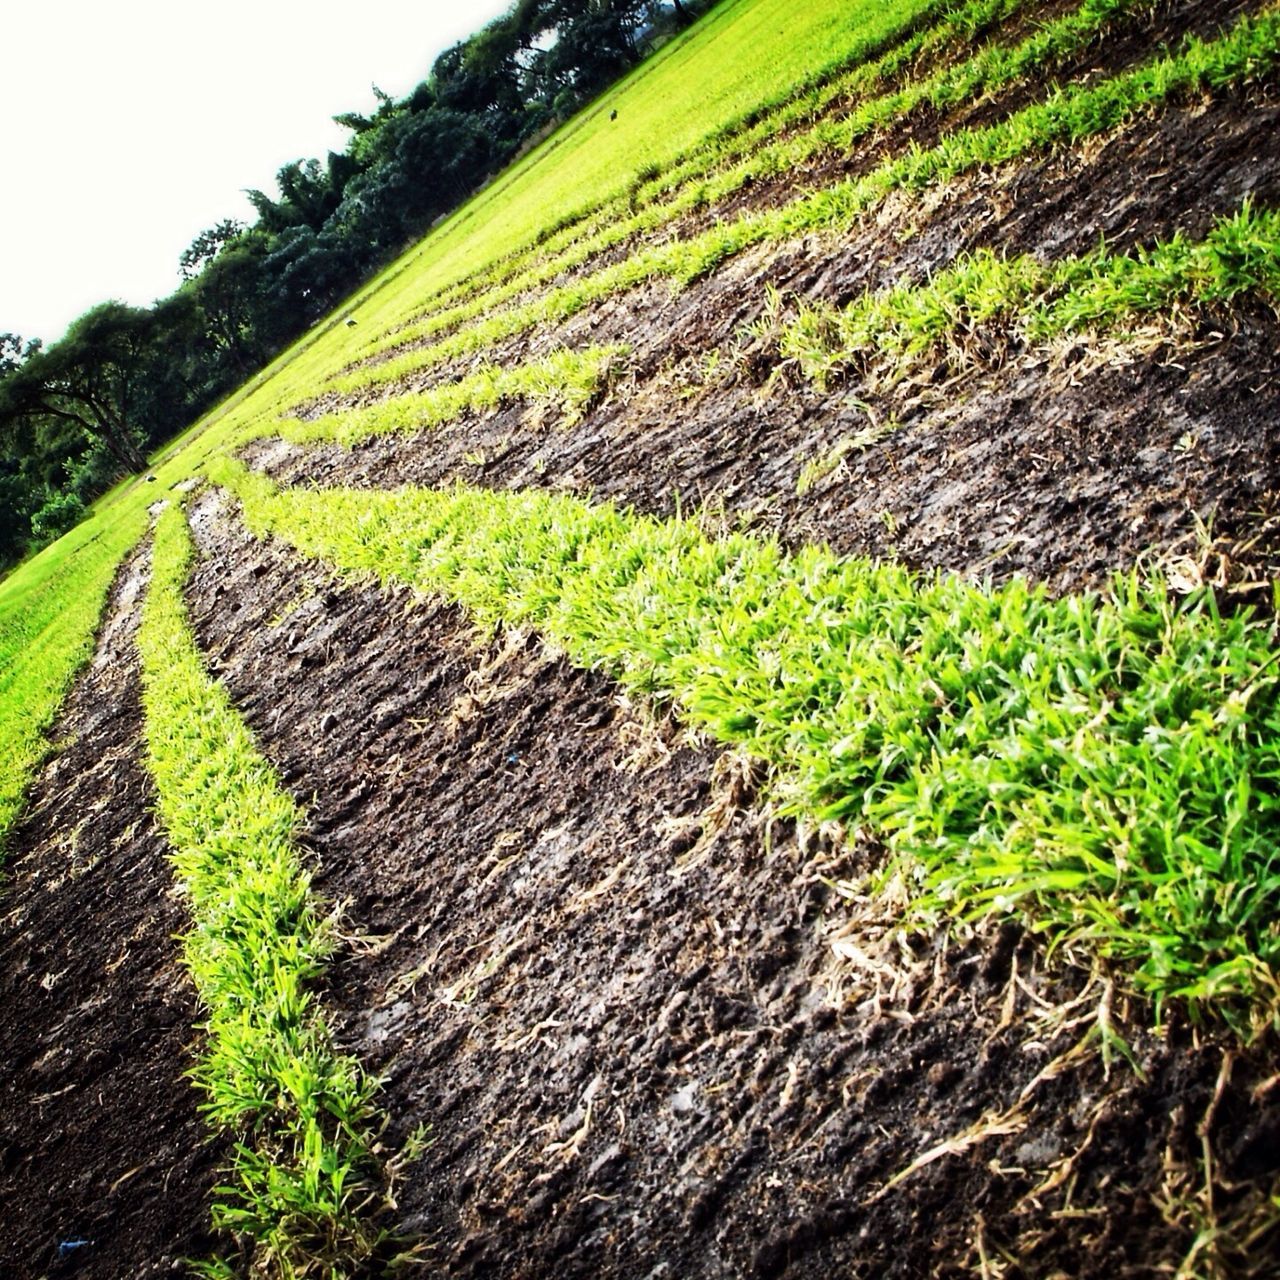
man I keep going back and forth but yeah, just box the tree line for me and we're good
[0,0,708,568]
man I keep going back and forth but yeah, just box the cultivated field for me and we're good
[3,0,1280,1275]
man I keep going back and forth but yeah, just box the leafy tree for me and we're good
[179,219,246,281]
[0,303,154,474]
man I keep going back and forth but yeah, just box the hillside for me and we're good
[3,0,1280,1276]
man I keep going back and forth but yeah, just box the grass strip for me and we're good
[327,7,1280,400]
[282,345,629,446]
[349,0,1133,375]
[138,501,392,1278]
[211,459,1280,1039]
[778,200,1280,385]
[349,0,1021,357]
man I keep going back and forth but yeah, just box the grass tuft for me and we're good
[139,501,393,1278]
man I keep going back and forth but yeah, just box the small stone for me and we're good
[319,712,338,734]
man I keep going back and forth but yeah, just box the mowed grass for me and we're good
[213,459,1280,1036]
[353,0,1143,370]
[322,8,1280,404]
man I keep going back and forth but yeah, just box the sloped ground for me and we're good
[261,79,1280,596]
[180,490,1280,1278]
[5,0,1280,1274]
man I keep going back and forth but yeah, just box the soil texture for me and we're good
[263,78,1280,596]
[177,490,1280,1278]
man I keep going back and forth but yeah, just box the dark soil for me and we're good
[175,490,1280,1278]
[0,549,224,1279]
[7,4,1280,1275]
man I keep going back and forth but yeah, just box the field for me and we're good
[3,0,1280,1275]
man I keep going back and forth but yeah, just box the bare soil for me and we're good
[177,492,1280,1278]
[5,1,1280,1274]
[260,81,1280,597]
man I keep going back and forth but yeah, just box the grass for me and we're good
[276,344,629,447]
[778,200,1280,386]
[2,0,1276,1261]
[346,0,1027,359]
[342,0,1147,379]
[138,500,392,1277]
[0,508,147,852]
[211,458,1280,1039]
[321,6,1280,403]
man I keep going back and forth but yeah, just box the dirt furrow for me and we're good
[255,79,1280,596]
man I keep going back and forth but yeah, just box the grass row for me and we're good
[138,501,392,1278]
[331,0,947,351]
[323,7,1280,401]
[280,344,628,447]
[211,458,1280,1039]
[778,199,1280,386]
[346,0,1024,359]
[345,0,1141,380]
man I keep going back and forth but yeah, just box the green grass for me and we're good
[276,344,629,447]
[778,200,1280,385]
[323,7,1280,403]
[346,0,1020,359]
[139,501,392,1277]
[0,509,147,851]
[339,0,946,339]
[3,0,1276,1258]
[344,0,1143,378]
[211,458,1280,1038]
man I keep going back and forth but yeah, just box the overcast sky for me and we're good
[0,0,512,346]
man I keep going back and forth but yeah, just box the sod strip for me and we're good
[211,459,1280,1037]
[326,7,1280,401]
[281,344,629,446]
[779,200,1280,385]
[351,0,1135,373]
[341,0,963,353]
[352,0,1030,357]
[138,502,390,1278]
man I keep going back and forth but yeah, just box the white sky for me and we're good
[0,0,512,345]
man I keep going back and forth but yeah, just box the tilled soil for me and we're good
[263,82,1280,596]
[6,3,1280,1274]
[0,549,224,1279]
[175,490,1280,1278]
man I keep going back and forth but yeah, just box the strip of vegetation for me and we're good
[326,8,1280,400]
[0,509,148,853]
[350,0,1018,357]
[211,459,1280,1039]
[778,200,1280,385]
[279,345,628,447]
[138,501,393,1278]
[348,0,1135,376]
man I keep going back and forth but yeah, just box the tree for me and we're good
[179,218,246,281]
[0,304,154,475]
